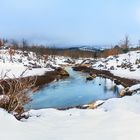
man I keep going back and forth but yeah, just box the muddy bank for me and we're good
[34,67,69,90]
[72,66,140,87]
[0,67,69,94]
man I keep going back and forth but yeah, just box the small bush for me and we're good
[0,76,37,119]
[122,48,129,53]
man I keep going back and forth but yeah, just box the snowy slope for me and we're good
[0,49,69,79]
[0,93,140,140]
[0,49,140,140]
[91,50,140,80]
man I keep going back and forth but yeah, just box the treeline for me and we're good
[100,45,140,58]
[6,44,140,59]
[18,43,139,59]
[99,36,140,58]
[0,38,98,58]
[1,36,140,58]
[20,45,98,58]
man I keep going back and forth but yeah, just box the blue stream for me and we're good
[27,67,121,109]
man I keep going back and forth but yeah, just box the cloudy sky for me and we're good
[0,0,140,46]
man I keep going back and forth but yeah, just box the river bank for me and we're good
[1,93,140,140]
[0,67,69,94]
[72,65,140,87]
[28,67,123,110]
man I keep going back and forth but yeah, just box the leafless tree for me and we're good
[120,35,130,49]
[22,39,28,51]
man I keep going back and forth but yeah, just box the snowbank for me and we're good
[129,84,140,91]
[111,69,140,80]
[0,62,52,78]
[1,93,140,140]
[0,49,70,79]
[91,50,140,80]
[0,49,140,140]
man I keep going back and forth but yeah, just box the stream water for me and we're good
[27,67,123,109]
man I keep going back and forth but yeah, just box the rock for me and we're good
[110,66,115,70]
[137,65,140,68]
[56,67,69,77]
[117,65,121,68]
[64,59,75,64]
[86,73,97,80]
[129,68,136,72]
[98,64,104,68]
[114,79,121,85]
[121,62,132,69]
[72,66,93,73]
[120,87,130,97]
[86,76,93,80]
[89,73,97,78]
[23,52,29,56]
[135,59,140,64]
[32,65,42,68]
[87,100,105,109]
[120,89,126,97]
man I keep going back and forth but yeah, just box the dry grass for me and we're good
[0,73,37,119]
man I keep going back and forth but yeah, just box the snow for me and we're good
[87,100,105,109]
[0,93,140,140]
[110,69,140,80]
[92,100,105,107]
[1,48,139,80]
[129,84,140,91]
[0,49,69,79]
[0,49,140,139]
[91,50,140,80]
[0,62,51,78]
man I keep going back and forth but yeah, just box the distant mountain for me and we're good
[67,45,105,52]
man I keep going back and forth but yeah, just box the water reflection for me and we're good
[27,67,123,109]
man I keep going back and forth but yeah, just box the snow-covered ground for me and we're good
[0,91,140,140]
[0,49,140,140]
[0,49,69,79]
[90,50,140,80]
[2,49,139,80]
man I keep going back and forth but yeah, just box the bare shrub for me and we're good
[0,73,37,119]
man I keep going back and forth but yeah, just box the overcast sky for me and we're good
[0,0,140,46]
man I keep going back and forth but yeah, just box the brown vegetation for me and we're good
[1,36,140,59]
[72,66,140,87]
[0,67,69,119]
[0,76,36,119]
